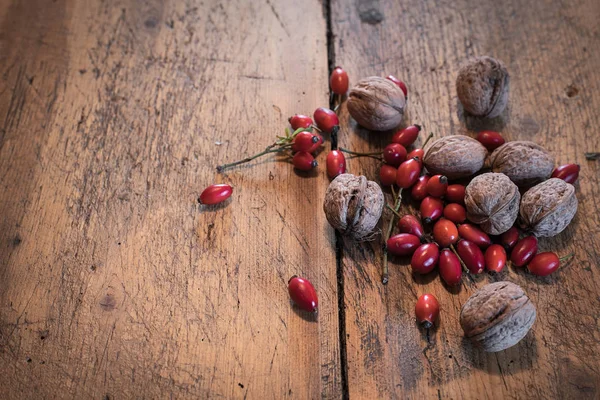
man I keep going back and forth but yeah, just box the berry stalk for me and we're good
[382,188,403,284]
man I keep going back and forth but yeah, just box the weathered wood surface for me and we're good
[0,0,341,398]
[332,0,600,399]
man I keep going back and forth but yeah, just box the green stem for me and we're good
[217,146,285,172]
[383,189,403,284]
[559,252,575,262]
[339,148,381,157]
[386,204,402,218]
[422,132,434,148]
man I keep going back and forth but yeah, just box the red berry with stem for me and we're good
[415,294,439,328]
[326,150,346,179]
[199,184,233,205]
[289,114,313,130]
[392,125,421,147]
[443,203,466,223]
[439,249,462,286]
[511,236,538,267]
[501,227,519,251]
[551,164,580,184]
[458,223,491,248]
[292,131,319,152]
[314,107,339,133]
[433,218,459,248]
[485,244,507,272]
[457,240,485,274]
[445,184,466,205]
[426,175,448,197]
[379,164,397,186]
[406,149,424,166]
[292,151,318,171]
[398,215,425,240]
[387,233,421,256]
[476,131,506,151]
[386,75,408,98]
[411,175,430,202]
[383,143,407,167]
[420,196,444,224]
[411,243,440,274]
[307,133,324,153]
[330,66,349,95]
[396,157,422,188]
[288,275,318,312]
[528,252,573,276]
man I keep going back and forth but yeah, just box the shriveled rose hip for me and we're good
[445,184,466,205]
[458,223,491,248]
[443,203,467,223]
[199,184,233,205]
[411,243,439,274]
[289,114,313,130]
[501,227,519,250]
[398,215,425,240]
[411,175,430,202]
[511,236,538,267]
[485,244,507,272]
[426,175,448,197]
[383,143,407,167]
[439,249,462,286]
[288,275,318,312]
[476,131,506,151]
[396,157,422,188]
[379,164,397,186]
[551,163,580,184]
[392,125,421,147]
[314,107,339,133]
[433,218,459,247]
[292,152,318,171]
[387,233,421,256]
[457,240,485,274]
[386,75,408,97]
[415,294,439,328]
[420,196,444,223]
[330,66,349,95]
[326,150,346,179]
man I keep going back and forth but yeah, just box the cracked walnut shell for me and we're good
[465,173,520,235]
[488,141,554,187]
[423,135,488,179]
[456,56,509,118]
[347,76,406,131]
[460,281,536,352]
[323,173,384,240]
[519,178,578,237]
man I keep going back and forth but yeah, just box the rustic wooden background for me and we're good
[0,0,599,398]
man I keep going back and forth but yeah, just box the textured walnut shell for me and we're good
[323,173,384,240]
[456,56,509,118]
[519,178,578,237]
[347,76,406,131]
[488,141,554,187]
[460,282,536,352]
[423,135,488,179]
[465,173,520,235]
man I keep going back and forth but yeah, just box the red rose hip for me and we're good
[551,164,580,184]
[289,114,313,130]
[485,244,507,272]
[386,75,408,97]
[326,150,346,179]
[527,252,561,276]
[415,294,439,328]
[307,133,324,153]
[383,143,407,166]
[387,233,421,256]
[411,175,430,202]
[379,164,397,186]
[411,243,439,274]
[330,66,349,95]
[458,223,491,248]
[457,240,485,274]
[476,131,506,151]
[292,151,318,171]
[426,175,448,197]
[398,215,425,239]
[314,107,339,133]
[433,219,459,248]
[501,227,519,250]
[392,125,421,147]
[406,149,424,165]
[292,131,319,152]
[511,236,538,267]
[439,249,462,286]
[420,196,444,223]
[199,184,233,205]
[396,158,422,188]
[288,275,318,312]
[443,203,467,223]
[445,184,466,205]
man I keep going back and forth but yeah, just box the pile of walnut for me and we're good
[323,56,580,352]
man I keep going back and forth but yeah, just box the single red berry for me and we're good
[289,114,313,130]
[288,275,318,312]
[426,175,448,197]
[398,215,425,240]
[330,66,349,95]
[443,203,466,223]
[433,218,459,248]
[314,107,339,133]
[457,223,491,248]
[485,244,507,273]
[415,294,439,328]
[411,243,439,274]
[445,184,466,205]
[439,249,462,286]
[307,133,324,153]
[420,196,444,224]
[511,236,538,267]
[199,184,233,205]
[292,131,319,152]
[411,175,430,202]
[386,75,408,98]
[457,240,485,274]
[387,233,421,256]
[392,125,421,147]
[383,143,407,167]
[406,149,424,166]
[326,150,346,179]
[501,227,519,251]
[527,252,561,276]
[551,164,580,184]
[396,158,422,188]
[292,151,318,171]
[476,131,506,151]
[379,164,397,186]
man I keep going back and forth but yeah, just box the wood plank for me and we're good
[332,0,600,398]
[0,0,341,398]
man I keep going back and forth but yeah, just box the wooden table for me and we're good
[1,0,599,398]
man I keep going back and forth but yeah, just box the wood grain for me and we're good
[0,0,341,398]
[332,0,600,398]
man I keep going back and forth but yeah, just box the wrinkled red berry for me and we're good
[398,215,425,239]
[199,184,233,205]
[386,75,408,97]
[457,240,485,274]
[411,175,430,202]
[326,150,346,179]
[443,203,466,223]
[383,143,407,167]
[501,227,519,251]
[476,131,506,151]
[420,196,444,224]
[314,107,339,133]
[292,131,319,152]
[392,125,421,147]
[387,233,421,256]
[289,114,313,130]
[458,224,491,248]
[415,294,439,328]
[445,184,466,205]
[485,244,507,273]
[433,218,459,248]
[396,158,422,188]
[511,236,538,267]
[288,276,318,312]
[330,66,349,95]
[292,151,318,171]
[527,252,561,276]
[426,175,448,197]
[551,164,580,184]
[411,243,439,274]
[379,164,397,186]
[439,249,462,286]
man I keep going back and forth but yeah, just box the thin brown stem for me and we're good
[217,145,286,172]
[422,132,434,148]
[383,189,403,284]
[450,244,475,283]
[339,148,382,157]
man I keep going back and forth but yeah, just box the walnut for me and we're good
[456,56,509,118]
[323,173,384,240]
[347,77,406,131]
[465,173,520,235]
[423,135,488,179]
[488,141,554,186]
[519,178,578,237]
[460,282,536,352]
